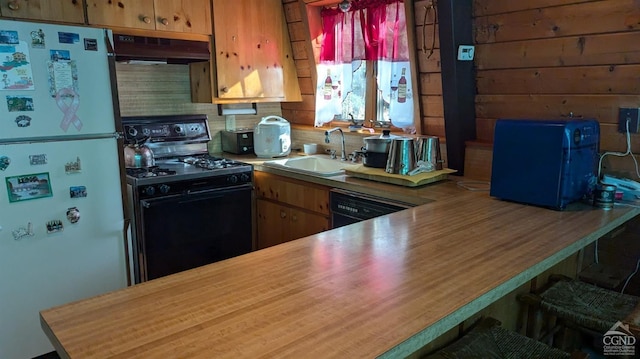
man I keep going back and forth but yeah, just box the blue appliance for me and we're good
[490,119,600,210]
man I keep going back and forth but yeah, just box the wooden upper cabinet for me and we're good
[197,0,300,103]
[87,0,211,34]
[86,0,156,30]
[153,0,211,34]
[0,0,85,24]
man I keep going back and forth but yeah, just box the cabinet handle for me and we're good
[141,16,151,24]
[220,86,229,94]
[160,17,169,26]
[280,210,287,219]
[291,214,297,222]
[7,1,19,10]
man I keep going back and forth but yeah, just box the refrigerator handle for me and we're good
[123,218,132,287]
[106,29,132,286]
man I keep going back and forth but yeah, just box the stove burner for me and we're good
[126,167,177,178]
[178,156,244,170]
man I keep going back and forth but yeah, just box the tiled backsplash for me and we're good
[291,127,372,155]
[114,62,282,154]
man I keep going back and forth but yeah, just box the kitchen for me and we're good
[1,0,640,358]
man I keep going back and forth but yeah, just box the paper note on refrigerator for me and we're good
[0,39,34,90]
[47,60,77,96]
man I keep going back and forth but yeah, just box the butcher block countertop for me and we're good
[40,166,640,358]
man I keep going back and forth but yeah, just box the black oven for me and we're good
[127,169,254,283]
[330,189,414,228]
[135,178,253,282]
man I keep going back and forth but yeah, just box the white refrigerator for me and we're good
[0,20,128,358]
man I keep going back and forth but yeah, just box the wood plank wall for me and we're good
[471,0,640,180]
[281,0,446,138]
[415,0,445,137]
[282,0,316,125]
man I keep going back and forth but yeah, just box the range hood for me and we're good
[112,33,210,64]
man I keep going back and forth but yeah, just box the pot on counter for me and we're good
[385,137,417,175]
[361,130,400,168]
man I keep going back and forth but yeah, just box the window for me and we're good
[313,0,415,132]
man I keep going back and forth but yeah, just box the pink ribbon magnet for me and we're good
[56,88,82,132]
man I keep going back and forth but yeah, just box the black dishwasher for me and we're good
[330,188,415,228]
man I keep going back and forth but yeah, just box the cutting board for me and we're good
[345,165,457,187]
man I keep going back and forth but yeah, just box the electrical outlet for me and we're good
[457,45,475,61]
[225,115,236,131]
[618,108,640,133]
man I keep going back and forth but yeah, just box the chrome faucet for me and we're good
[324,127,347,161]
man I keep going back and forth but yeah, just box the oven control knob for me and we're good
[228,175,238,184]
[240,173,250,182]
[159,184,170,194]
[127,126,138,137]
[143,186,156,196]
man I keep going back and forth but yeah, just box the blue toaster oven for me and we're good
[490,119,600,210]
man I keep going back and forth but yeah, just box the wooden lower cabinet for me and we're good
[256,199,330,249]
[254,171,330,249]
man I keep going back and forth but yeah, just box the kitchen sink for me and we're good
[262,155,357,177]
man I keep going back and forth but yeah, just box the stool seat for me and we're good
[539,279,640,333]
[424,317,571,359]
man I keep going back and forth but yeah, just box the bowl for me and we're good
[303,143,318,155]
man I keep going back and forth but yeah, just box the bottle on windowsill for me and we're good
[324,69,333,100]
[397,67,407,103]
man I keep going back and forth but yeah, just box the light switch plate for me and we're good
[457,45,475,61]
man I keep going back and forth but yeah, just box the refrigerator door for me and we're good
[0,137,127,359]
[0,20,115,139]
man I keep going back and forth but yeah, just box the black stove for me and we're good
[122,114,254,283]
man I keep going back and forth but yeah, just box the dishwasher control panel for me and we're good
[330,189,414,225]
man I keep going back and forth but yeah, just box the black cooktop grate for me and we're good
[126,167,177,178]
[177,155,246,170]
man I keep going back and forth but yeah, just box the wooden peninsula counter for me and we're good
[40,176,640,358]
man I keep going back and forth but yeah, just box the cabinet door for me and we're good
[153,0,211,34]
[212,0,286,99]
[256,199,289,250]
[254,171,330,216]
[1,0,85,24]
[289,207,330,241]
[256,199,330,250]
[86,0,155,30]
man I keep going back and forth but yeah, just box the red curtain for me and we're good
[319,0,408,63]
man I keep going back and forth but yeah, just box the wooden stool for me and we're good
[423,317,576,358]
[519,275,640,350]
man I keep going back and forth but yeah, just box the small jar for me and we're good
[593,183,616,210]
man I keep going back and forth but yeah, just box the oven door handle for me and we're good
[140,194,182,208]
[140,185,252,208]
[181,185,252,204]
